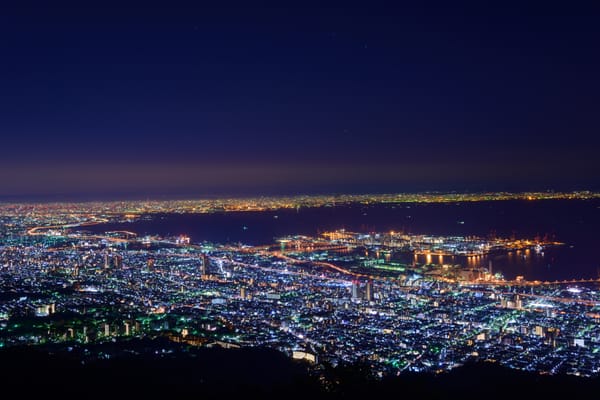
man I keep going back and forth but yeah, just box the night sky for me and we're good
[1,3,599,198]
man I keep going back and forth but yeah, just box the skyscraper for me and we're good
[365,280,373,302]
[201,253,209,276]
[515,294,523,310]
[351,281,359,300]
[113,254,123,269]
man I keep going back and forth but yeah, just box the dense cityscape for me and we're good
[1,192,599,387]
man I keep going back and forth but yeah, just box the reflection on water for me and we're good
[392,243,583,281]
[311,244,573,282]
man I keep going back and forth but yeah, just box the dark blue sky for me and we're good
[1,3,599,198]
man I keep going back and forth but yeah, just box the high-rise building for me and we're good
[515,294,523,310]
[351,281,359,300]
[365,280,373,302]
[104,253,110,269]
[201,254,209,276]
[534,325,545,337]
[113,254,123,269]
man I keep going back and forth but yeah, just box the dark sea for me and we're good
[88,199,600,282]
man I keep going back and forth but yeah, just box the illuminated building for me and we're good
[352,281,359,300]
[365,280,373,302]
[113,254,123,269]
[201,253,209,276]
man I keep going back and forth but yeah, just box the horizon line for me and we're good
[0,189,598,205]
